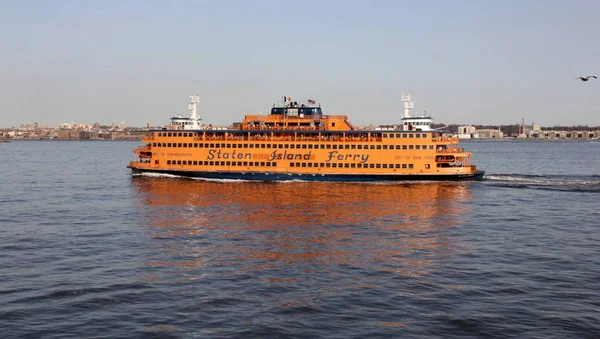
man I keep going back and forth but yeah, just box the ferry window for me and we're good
[320,145,326,149]
[422,145,427,150]
[203,161,207,165]
[283,144,288,149]
[243,161,248,166]
[351,145,356,149]
[395,164,401,168]
[332,163,337,168]
[260,162,265,166]
[326,163,331,168]
[402,145,407,150]
[302,144,307,149]
[409,164,414,169]
[409,134,414,138]
[177,160,182,165]
[344,163,349,168]
[249,144,254,148]
[183,143,187,148]
[382,164,388,168]
[209,161,214,165]
[429,145,434,150]
[158,133,162,137]
[178,133,183,137]
[326,144,331,149]
[261,144,266,149]
[320,163,324,167]
[279,144,283,148]
[389,164,393,168]
[238,144,243,148]
[357,164,362,168]
[193,143,198,148]
[185,160,189,165]
[369,164,375,168]
[308,163,312,167]
[332,145,337,150]
[161,143,165,147]
[402,164,407,168]
[351,163,356,168]
[383,145,388,150]
[224,161,229,166]
[332,122,336,127]
[416,134,421,138]
[167,133,172,137]
[193,161,198,165]
[226,144,230,148]
[307,144,312,149]
[425,164,430,169]
[383,134,387,138]
[243,144,248,148]
[189,143,193,147]
[345,145,350,149]
[290,144,295,149]
[422,134,427,138]
[237,161,242,166]
[167,160,171,165]
[273,162,277,167]
[376,164,381,168]
[395,134,400,138]
[357,145,362,149]
[395,145,400,150]
[290,162,295,167]
[301,163,306,167]
[416,145,421,150]
[402,134,407,138]
[377,145,382,150]
[409,145,414,150]
[370,145,375,149]
[296,144,301,149]
[183,133,187,137]
[296,162,300,167]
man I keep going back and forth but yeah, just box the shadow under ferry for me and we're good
[131,177,474,278]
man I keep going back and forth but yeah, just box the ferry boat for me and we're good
[128,94,485,181]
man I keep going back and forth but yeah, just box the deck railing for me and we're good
[437,148,464,154]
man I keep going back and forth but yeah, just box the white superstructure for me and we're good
[170,95,203,130]
[401,93,433,131]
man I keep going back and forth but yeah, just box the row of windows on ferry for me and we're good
[157,132,431,139]
[152,142,435,151]
[165,160,416,169]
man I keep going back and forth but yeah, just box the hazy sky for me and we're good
[1,0,599,128]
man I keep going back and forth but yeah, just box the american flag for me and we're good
[307,99,316,104]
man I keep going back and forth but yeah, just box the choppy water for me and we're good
[1,140,599,338]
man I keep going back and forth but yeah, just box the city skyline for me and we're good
[1,0,599,128]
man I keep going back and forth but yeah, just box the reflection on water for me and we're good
[131,178,474,307]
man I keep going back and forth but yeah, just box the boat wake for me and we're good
[483,174,600,192]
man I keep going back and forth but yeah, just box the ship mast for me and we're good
[402,93,414,118]
[189,95,200,121]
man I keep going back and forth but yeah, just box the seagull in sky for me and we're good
[574,76,597,81]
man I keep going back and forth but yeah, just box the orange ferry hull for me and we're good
[128,167,485,182]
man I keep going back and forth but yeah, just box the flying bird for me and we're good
[574,76,597,81]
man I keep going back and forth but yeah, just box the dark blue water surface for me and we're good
[1,140,599,338]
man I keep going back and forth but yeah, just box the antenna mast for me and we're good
[401,93,414,118]
[189,95,200,120]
